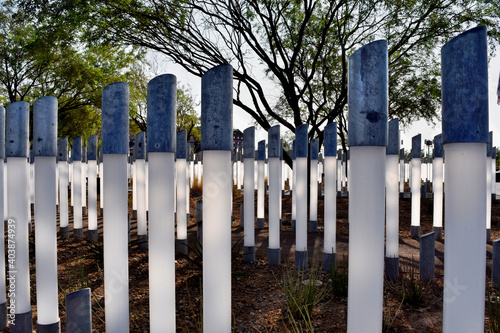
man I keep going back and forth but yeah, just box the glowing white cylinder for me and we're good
[103,154,129,333]
[88,160,97,231]
[176,159,187,240]
[70,162,74,208]
[73,160,82,230]
[254,160,258,190]
[203,151,232,333]
[443,143,486,332]
[132,162,137,211]
[269,158,280,249]
[385,155,399,257]
[295,157,307,251]
[257,160,265,220]
[492,158,496,194]
[291,159,296,221]
[337,159,341,191]
[433,157,443,228]
[190,161,194,188]
[410,158,421,227]
[186,164,190,213]
[310,159,318,222]
[8,157,30,313]
[243,158,255,247]
[347,146,385,332]
[136,159,147,236]
[3,163,7,221]
[59,162,69,228]
[34,156,59,324]
[81,161,86,210]
[30,162,35,206]
[324,156,336,254]
[100,161,104,210]
[399,159,405,192]
[146,161,149,212]
[487,155,492,230]
[149,153,175,332]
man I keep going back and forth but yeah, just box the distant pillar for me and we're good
[309,138,319,233]
[410,134,421,239]
[433,134,444,241]
[295,124,308,269]
[268,125,281,265]
[323,122,337,272]
[87,135,98,242]
[256,140,266,229]
[58,138,69,239]
[243,127,256,262]
[72,137,83,240]
[176,130,188,255]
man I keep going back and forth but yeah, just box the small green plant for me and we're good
[178,237,244,271]
[400,264,425,307]
[330,256,348,298]
[279,261,329,322]
[487,288,500,332]
[80,239,104,267]
[180,279,203,333]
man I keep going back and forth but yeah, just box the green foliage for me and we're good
[278,261,329,322]
[330,256,349,298]
[400,264,425,307]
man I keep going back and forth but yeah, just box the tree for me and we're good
[0,2,147,140]
[18,0,500,163]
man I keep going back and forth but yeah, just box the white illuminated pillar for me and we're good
[487,132,493,241]
[441,26,487,332]
[410,134,421,238]
[0,107,6,329]
[33,96,60,330]
[347,39,387,333]
[291,141,296,231]
[323,122,337,272]
[433,134,444,240]
[58,138,69,239]
[309,138,319,233]
[135,132,147,248]
[201,64,233,333]
[256,140,266,230]
[102,82,130,333]
[243,126,256,262]
[295,124,308,268]
[399,149,405,192]
[268,125,281,265]
[147,74,177,332]
[6,101,32,329]
[176,130,188,254]
[87,135,98,242]
[72,137,83,239]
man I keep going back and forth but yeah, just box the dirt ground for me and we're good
[11,181,500,332]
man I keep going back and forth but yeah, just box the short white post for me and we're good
[147,74,177,332]
[410,134,421,238]
[33,96,60,332]
[268,125,281,265]
[243,126,256,262]
[309,138,319,233]
[72,137,83,240]
[176,130,188,254]
[6,101,33,331]
[385,118,400,280]
[256,140,266,229]
[441,26,488,333]
[433,134,444,241]
[202,64,233,333]
[102,82,130,333]
[347,39,388,333]
[399,148,405,193]
[295,124,308,269]
[58,138,69,239]
[87,135,98,242]
[135,132,147,249]
[323,122,337,272]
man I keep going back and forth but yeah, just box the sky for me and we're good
[151,50,500,154]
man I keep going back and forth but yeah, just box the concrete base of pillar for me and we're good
[323,252,336,272]
[295,250,308,269]
[10,310,32,333]
[291,219,295,232]
[100,207,103,216]
[411,226,420,239]
[433,227,443,241]
[309,220,317,233]
[71,206,73,214]
[137,234,148,250]
[82,207,87,215]
[385,256,399,280]
[268,248,280,266]
[256,218,265,230]
[176,238,188,255]
[0,302,6,330]
[60,226,69,239]
[73,228,83,240]
[243,246,255,263]
[132,210,137,220]
[487,228,492,243]
[36,320,61,333]
[399,192,411,199]
[87,229,98,243]
[28,221,32,234]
